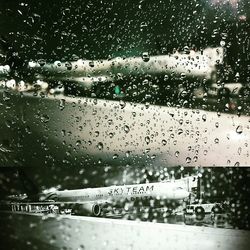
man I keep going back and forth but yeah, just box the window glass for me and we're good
[0,1,249,249]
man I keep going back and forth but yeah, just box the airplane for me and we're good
[2,180,190,217]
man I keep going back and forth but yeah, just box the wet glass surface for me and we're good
[0,0,250,249]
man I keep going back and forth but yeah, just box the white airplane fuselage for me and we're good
[45,182,189,204]
[4,182,189,216]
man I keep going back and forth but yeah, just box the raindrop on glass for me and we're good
[119,100,126,109]
[65,62,72,70]
[40,114,50,123]
[162,139,167,146]
[97,142,103,150]
[113,154,118,159]
[142,52,150,62]
[145,136,150,144]
[124,125,130,133]
[59,99,65,110]
[38,59,46,66]
[236,125,243,134]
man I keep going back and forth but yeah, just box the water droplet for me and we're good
[109,132,114,138]
[175,151,180,157]
[59,99,65,110]
[5,120,11,128]
[95,131,99,137]
[236,125,243,134]
[177,129,183,135]
[41,114,50,123]
[76,140,81,146]
[113,154,118,159]
[78,244,85,250]
[151,154,156,159]
[93,99,98,105]
[186,157,191,163]
[21,123,29,134]
[38,59,46,66]
[202,114,207,122]
[238,147,242,155]
[215,122,219,128]
[220,40,226,47]
[180,72,186,79]
[65,62,72,70]
[119,100,126,109]
[214,138,219,144]
[124,125,130,133]
[142,52,150,62]
[162,139,167,146]
[55,61,62,67]
[145,136,150,144]
[164,75,169,81]
[97,142,103,150]
[126,151,131,157]
[89,61,94,67]
[145,102,150,109]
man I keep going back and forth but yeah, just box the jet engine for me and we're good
[71,202,102,217]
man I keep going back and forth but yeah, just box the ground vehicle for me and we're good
[184,203,224,220]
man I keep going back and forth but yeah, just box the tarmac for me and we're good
[0,211,249,250]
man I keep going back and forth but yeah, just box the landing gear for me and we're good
[195,206,205,220]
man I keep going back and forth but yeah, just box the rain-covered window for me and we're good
[0,1,249,250]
